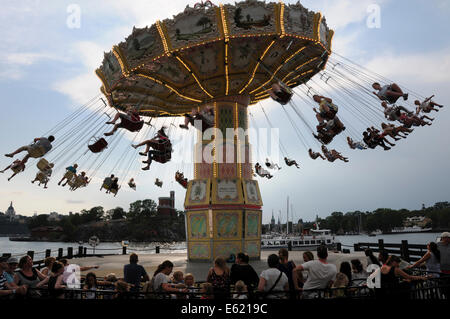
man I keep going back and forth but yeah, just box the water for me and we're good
[0,237,187,260]
[0,232,442,259]
[336,232,442,252]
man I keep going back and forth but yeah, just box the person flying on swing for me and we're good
[58,164,78,186]
[313,116,346,144]
[415,95,443,114]
[104,107,141,136]
[69,171,89,191]
[254,163,273,179]
[1,159,26,181]
[321,145,349,163]
[175,171,188,188]
[346,137,367,150]
[380,123,413,140]
[180,106,215,130]
[313,95,338,125]
[363,128,393,151]
[5,136,55,164]
[265,158,282,170]
[268,82,293,105]
[31,163,54,189]
[372,82,408,104]
[155,178,163,188]
[381,102,413,122]
[132,127,169,156]
[284,157,300,169]
[308,148,326,160]
[101,174,115,192]
[399,113,433,128]
[107,177,119,196]
[128,178,136,190]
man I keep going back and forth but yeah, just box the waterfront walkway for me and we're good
[74,250,368,280]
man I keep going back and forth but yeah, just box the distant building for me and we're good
[406,216,425,223]
[47,212,62,222]
[404,216,431,228]
[157,191,176,217]
[5,202,18,222]
[270,211,275,231]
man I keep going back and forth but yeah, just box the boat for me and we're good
[387,226,433,234]
[261,223,339,250]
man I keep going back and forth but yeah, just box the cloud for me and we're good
[301,0,387,30]
[51,41,105,105]
[5,52,65,66]
[365,48,450,85]
[66,200,86,204]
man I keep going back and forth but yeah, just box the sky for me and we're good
[0,0,449,224]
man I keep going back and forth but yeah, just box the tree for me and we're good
[80,206,104,224]
[127,199,157,223]
[107,207,126,220]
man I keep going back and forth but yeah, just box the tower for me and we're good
[184,96,263,261]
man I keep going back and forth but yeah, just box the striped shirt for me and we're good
[0,273,7,290]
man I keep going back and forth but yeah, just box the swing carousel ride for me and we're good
[2,1,444,261]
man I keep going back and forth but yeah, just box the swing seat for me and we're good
[153,151,171,164]
[37,158,50,171]
[28,144,46,158]
[63,170,75,181]
[109,187,119,195]
[88,138,108,153]
[11,165,23,174]
[118,117,144,132]
[35,172,48,183]
[271,84,293,105]
[151,139,172,152]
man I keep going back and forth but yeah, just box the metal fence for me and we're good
[6,275,447,300]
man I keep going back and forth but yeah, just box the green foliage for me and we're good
[316,205,450,234]
[127,199,158,223]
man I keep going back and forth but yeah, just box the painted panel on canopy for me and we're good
[225,1,277,36]
[213,210,242,239]
[164,6,221,50]
[211,178,244,204]
[118,25,164,71]
[185,179,211,207]
[244,240,260,258]
[187,211,209,240]
[284,3,316,38]
[181,42,221,76]
[245,210,261,238]
[243,180,262,206]
[319,18,330,48]
[213,241,242,259]
[98,51,123,92]
[150,56,191,85]
[228,37,264,71]
[189,241,211,259]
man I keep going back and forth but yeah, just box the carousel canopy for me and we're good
[96,0,333,117]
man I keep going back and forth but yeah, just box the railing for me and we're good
[353,239,429,262]
[11,276,447,300]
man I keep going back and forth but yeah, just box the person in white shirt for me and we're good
[295,245,337,298]
[257,254,289,299]
[372,82,408,104]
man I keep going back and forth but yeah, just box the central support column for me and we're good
[184,95,263,261]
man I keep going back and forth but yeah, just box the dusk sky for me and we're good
[0,0,449,224]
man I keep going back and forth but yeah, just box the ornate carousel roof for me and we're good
[96,0,333,117]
